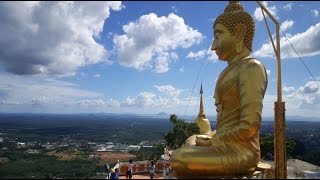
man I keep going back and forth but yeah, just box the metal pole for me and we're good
[255,1,286,179]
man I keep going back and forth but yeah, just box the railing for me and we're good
[113,160,170,176]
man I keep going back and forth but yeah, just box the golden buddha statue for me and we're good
[170,1,268,178]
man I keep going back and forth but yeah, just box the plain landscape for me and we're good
[0,113,319,179]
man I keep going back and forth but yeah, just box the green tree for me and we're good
[291,139,306,159]
[260,133,297,159]
[164,114,200,149]
[150,143,166,160]
[260,133,274,158]
[302,148,320,166]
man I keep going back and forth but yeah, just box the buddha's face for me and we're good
[211,23,237,61]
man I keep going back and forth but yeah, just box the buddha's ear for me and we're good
[234,24,246,42]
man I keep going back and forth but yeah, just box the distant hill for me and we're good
[157,112,167,115]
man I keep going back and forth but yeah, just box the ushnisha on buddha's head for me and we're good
[212,1,255,61]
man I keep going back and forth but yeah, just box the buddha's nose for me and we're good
[211,40,217,51]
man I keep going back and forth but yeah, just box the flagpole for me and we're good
[256,1,286,179]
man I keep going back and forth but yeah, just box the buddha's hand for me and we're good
[195,135,212,147]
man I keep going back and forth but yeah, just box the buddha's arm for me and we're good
[217,62,267,142]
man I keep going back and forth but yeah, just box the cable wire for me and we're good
[279,28,320,87]
[182,56,206,120]
[182,40,213,120]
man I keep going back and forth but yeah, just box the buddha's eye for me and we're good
[215,32,221,40]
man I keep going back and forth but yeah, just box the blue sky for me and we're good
[0,1,319,118]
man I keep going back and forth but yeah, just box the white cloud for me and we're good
[121,92,167,108]
[263,80,320,117]
[0,1,123,76]
[119,85,201,115]
[254,23,320,59]
[31,96,51,106]
[187,46,218,62]
[0,73,203,114]
[300,81,320,94]
[311,10,319,17]
[286,81,320,111]
[208,51,219,61]
[77,98,120,108]
[266,69,271,75]
[107,1,125,11]
[155,85,183,97]
[280,20,294,32]
[93,74,101,78]
[113,13,203,73]
[186,50,206,60]
[154,52,178,73]
[0,74,105,113]
[254,1,277,21]
[283,86,295,93]
[283,3,293,11]
[179,67,184,72]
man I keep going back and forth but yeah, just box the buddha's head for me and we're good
[211,1,255,61]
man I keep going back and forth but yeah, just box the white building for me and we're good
[128,145,141,151]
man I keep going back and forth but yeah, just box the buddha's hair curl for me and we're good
[214,1,255,51]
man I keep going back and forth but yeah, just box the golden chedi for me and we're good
[170,1,268,178]
[195,84,211,135]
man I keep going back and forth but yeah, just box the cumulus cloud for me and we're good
[0,73,203,114]
[283,86,295,93]
[121,92,167,108]
[113,13,203,73]
[261,80,320,117]
[311,10,319,17]
[254,1,277,21]
[120,85,199,112]
[154,52,178,73]
[155,85,183,97]
[280,20,294,32]
[283,3,293,11]
[254,23,320,59]
[186,50,206,60]
[208,51,219,61]
[300,81,320,94]
[77,98,120,108]
[0,74,119,113]
[187,46,218,61]
[286,81,320,110]
[0,1,123,76]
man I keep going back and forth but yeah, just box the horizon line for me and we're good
[0,112,319,119]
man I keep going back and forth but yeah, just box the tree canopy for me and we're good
[164,114,200,149]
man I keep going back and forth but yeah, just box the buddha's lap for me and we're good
[171,145,258,175]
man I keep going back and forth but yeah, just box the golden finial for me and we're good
[198,83,205,117]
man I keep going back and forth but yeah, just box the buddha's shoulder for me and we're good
[239,58,265,69]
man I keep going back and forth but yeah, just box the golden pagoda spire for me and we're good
[198,83,205,117]
[194,83,211,135]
